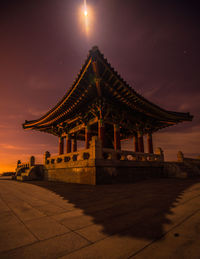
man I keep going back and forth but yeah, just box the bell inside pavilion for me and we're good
[22,46,193,184]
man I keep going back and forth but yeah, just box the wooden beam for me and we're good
[62,117,98,135]
[92,61,101,97]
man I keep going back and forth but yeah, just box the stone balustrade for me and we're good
[44,148,92,166]
[16,156,35,170]
[15,137,165,184]
[15,156,44,181]
[44,136,164,167]
[177,151,200,163]
[102,148,164,162]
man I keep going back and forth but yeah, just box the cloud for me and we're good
[28,108,47,117]
[0,144,27,150]
[27,76,55,90]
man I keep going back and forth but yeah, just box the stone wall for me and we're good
[96,161,164,184]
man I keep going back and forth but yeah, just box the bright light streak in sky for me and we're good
[84,0,88,16]
[79,0,93,37]
[83,0,89,35]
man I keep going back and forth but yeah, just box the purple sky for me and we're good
[0,0,200,172]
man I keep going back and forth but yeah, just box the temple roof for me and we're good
[23,46,193,136]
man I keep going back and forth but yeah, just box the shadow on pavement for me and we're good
[27,178,200,240]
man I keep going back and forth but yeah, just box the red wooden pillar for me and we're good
[114,124,121,150]
[98,120,105,147]
[72,138,77,152]
[85,125,92,149]
[133,133,139,152]
[147,133,153,153]
[59,137,64,155]
[138,132,144,153]
[66,134,71,153]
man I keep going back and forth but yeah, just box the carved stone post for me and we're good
[114,124,121,150]
[72,138,77,152]
[98,120,105,148]
[177,151,184,162]
[44,151,51,164]
[138,132,144,153]
[133,133,139,152]
[66,134,71,153]
[85,125,92,149]
[59,137,64,155]
[17,160,21,168]
[30,156,35,166]
[147,133,153,153]
[155,147,164,161]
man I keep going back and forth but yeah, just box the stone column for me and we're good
[72,138,77,152]
[114,124,121,150]
[147,133,153,153]
[98,120,105,148]
[133,133,139,152]
[85,125,92,149]
[138,132,144,153]
[66,134,71,153]
[59,137,64,155]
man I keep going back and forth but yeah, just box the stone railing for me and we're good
[102,147,164,162]
[16,156,35,170]
[177,151,200,163]
[15,156,44,181]
[44,136,164,167]
[44,149,93,166]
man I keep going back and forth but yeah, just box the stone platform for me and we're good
[1,177,200,258]
[42,137,164,185]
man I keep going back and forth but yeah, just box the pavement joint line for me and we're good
[57,240,93,258]
[0,192,40,242]
[23,215,54,223]
[126,207,200,258]
[50,207,141,233]
[57,229,133,259]
[0,231,78,256]
[53,217,95,244]
[176,193,200,206]
[2,180,74,212]
[0,187,74,217]
[0,193,11,211]
[71,228,94,244]
[0,241,39,256]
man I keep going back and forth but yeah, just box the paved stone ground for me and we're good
[0,177,200,258]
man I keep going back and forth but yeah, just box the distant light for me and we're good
[78,0,94,36]
[84,10,88,16]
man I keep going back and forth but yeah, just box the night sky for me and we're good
[0,0,200,173]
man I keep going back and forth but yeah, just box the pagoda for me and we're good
[23,46,193,184]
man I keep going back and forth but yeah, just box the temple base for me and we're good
[43,137,164,185]
[15,143,200,184]
[44,161,164,185]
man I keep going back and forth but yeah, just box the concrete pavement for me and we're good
[0,177,200,258]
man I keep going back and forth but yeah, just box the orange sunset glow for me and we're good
[0,0,199,174]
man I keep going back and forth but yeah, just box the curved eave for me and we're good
[23,54,93,129]
[23,46,193,130]
[96,50,193,122]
